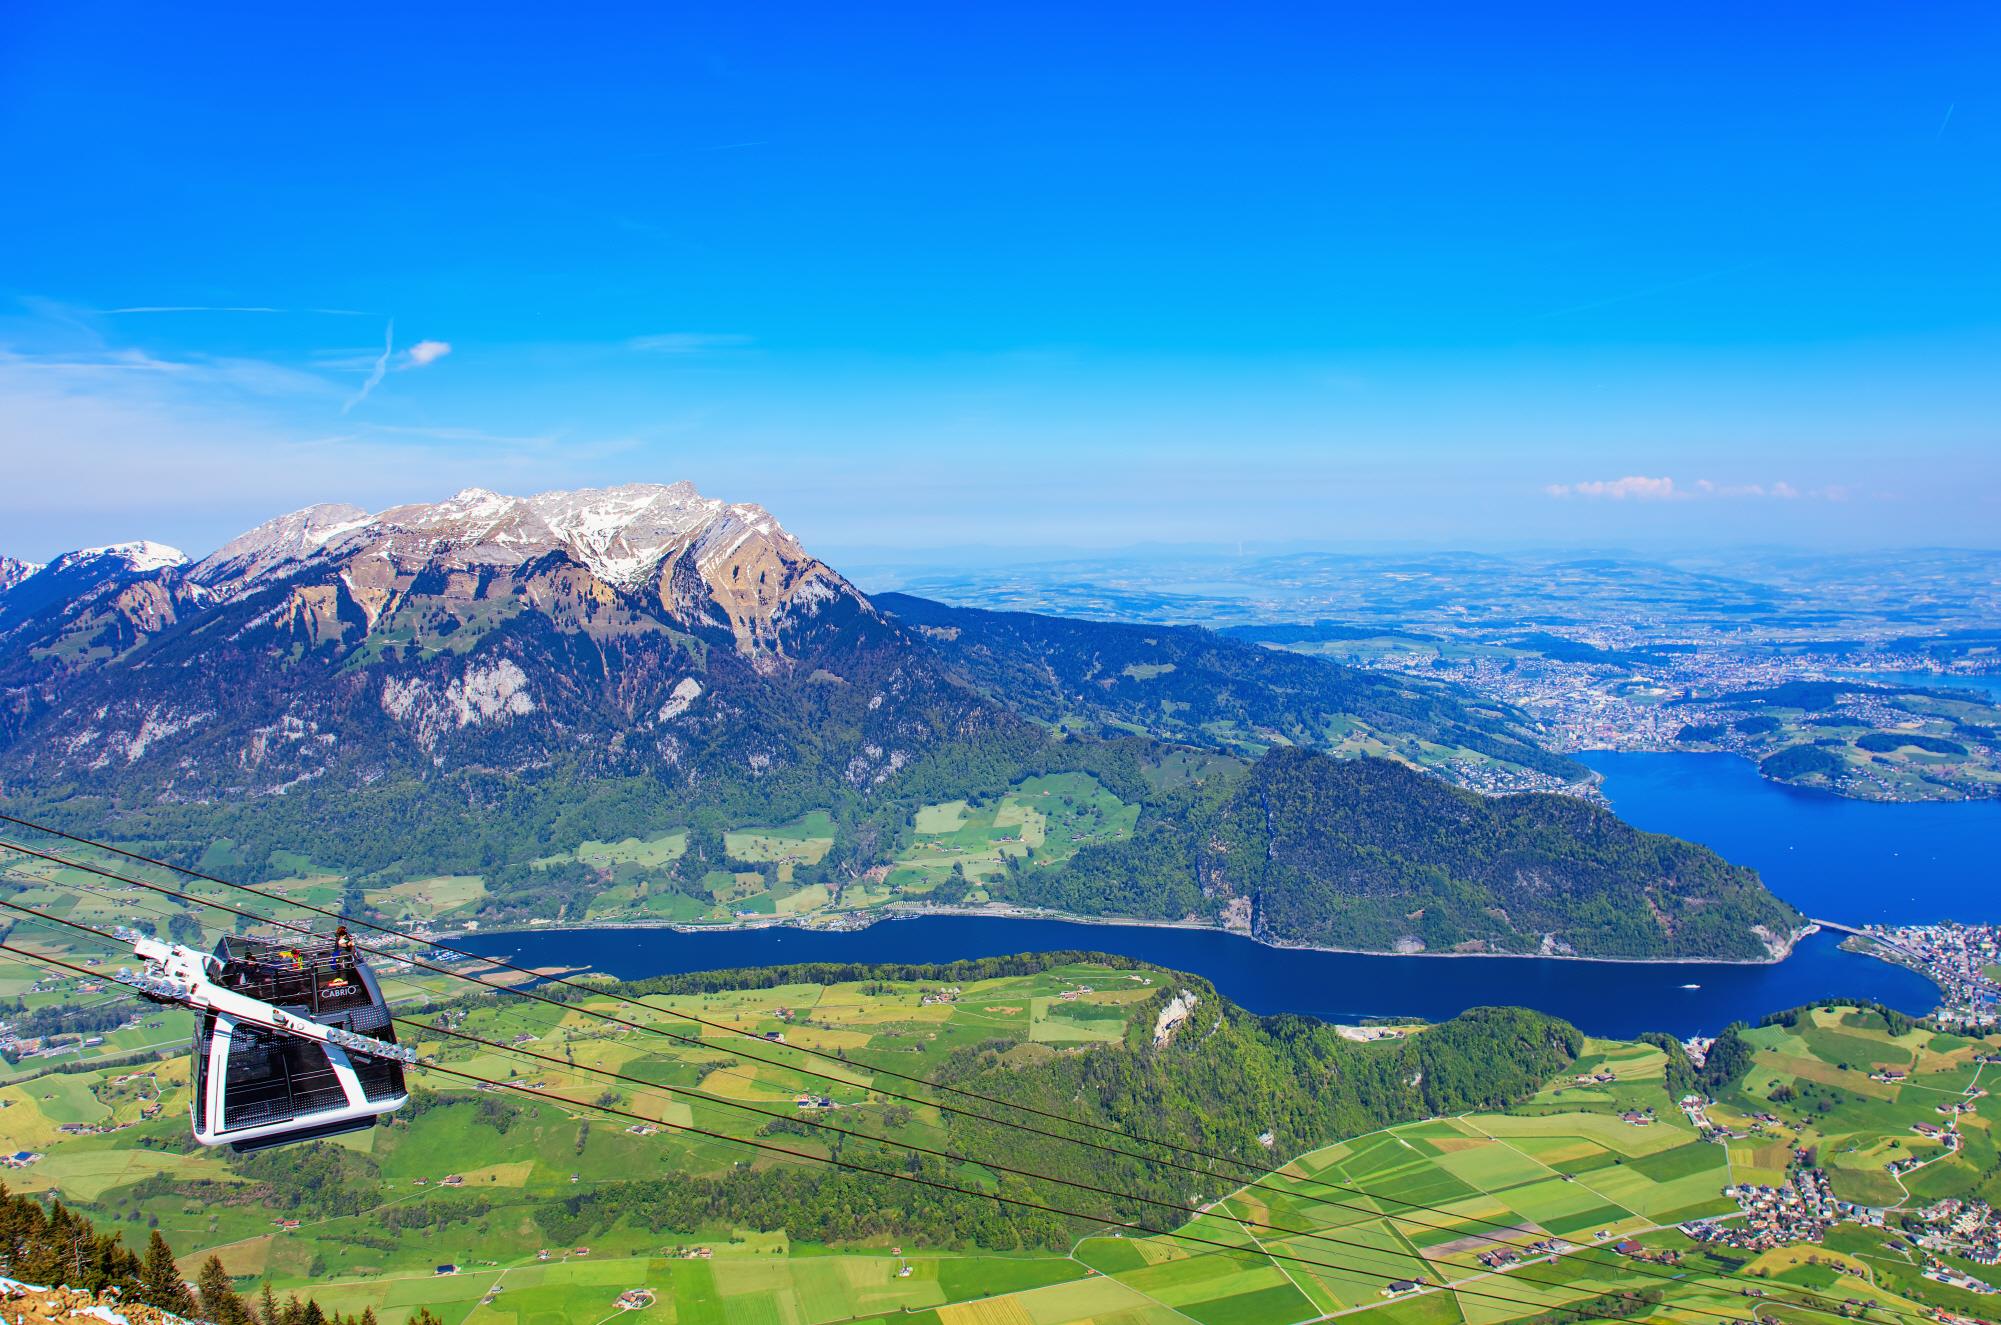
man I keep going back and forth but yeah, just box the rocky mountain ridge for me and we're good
[0,482,938,806]
[4,482,869,664]
[0,482,1578,814]
[185,482,800,598]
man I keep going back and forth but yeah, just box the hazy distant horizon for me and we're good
[8,479,2000,573]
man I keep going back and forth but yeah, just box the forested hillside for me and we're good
[990,749,1801,959]
[877,593,1577,779]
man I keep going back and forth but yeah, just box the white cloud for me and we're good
[628,332,751,355]
[1692,479,1767,498]
[338,326,453,415]
[1550,475,1846,502]
[1546,475,1680,501]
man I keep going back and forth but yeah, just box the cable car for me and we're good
[127,932,414,1151]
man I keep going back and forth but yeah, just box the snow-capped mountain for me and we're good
[191,483,798,596]
[66,540,189,574]
[0,481,957,806]
[189,502,372,593]
[167,483,856,658]
[0,486,1662,949]
[0,557,40,593]
[0,540,192,641]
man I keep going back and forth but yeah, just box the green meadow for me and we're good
[888,772,1139,897]
[8,929,1997,1325]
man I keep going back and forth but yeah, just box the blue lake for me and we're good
[1578,751,2001,925]
[464,750,1985,1038]
[467,918,1932,1039]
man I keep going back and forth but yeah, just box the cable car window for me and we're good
[192,1012,215,1133]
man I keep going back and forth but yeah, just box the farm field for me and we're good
[8,920,1997,1325]
[0,774,1152,935]
[886,773,1139,896]
[527,774,1140,925]
[1703,1005,2001,1208]
[1670,686,2001,802]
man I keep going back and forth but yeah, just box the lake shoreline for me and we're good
[452,913,1941,1039]
[452,904,1817,968]
[1568,734,2001,806]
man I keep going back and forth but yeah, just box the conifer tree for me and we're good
[140,1230,198,1316]
[197,1255,252,1325]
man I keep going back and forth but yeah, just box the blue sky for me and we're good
[2,2,1996,562]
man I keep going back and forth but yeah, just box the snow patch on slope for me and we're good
[267,482,774,585]
[44,540,189,576]
[85,540,187,571]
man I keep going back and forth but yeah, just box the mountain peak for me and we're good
[187,482,791,597]
[6,484,862,671]
[190,502,372,590]
[0,555,42,593]
[62,540,188,573]
[360,481,787,585]
[166,481,862,659]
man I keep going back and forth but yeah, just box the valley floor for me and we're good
[4,954,1996,1325]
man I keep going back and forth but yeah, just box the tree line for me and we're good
[0,1184,433,1325]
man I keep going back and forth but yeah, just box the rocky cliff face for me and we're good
[0,484,984,803]
[182,482,864,643]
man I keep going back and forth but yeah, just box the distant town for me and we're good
[1853,923,2001,1027]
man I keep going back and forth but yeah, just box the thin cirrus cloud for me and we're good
[105,305,368,316]
[1544,476,1847,502]
[342,321,395,413]
[627,332,752,354]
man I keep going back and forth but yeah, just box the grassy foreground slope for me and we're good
[7,943,2000,1325]
[7,952,1576,1324]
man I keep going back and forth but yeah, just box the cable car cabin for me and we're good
[183,935,409,1151]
